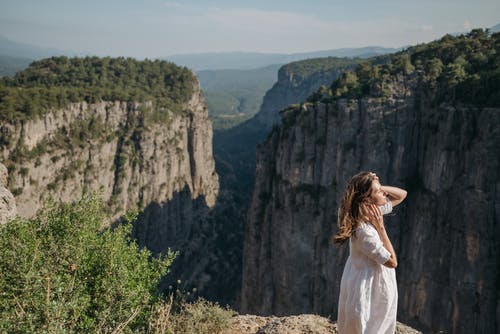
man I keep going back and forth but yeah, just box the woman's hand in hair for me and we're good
[369,203,398,268]
[368,204,384,232]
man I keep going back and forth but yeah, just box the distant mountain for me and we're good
[491,23,500,33]
[0,35,69,60]
[166,47,399,71]
[0,54,33,77]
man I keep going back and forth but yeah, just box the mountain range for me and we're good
[1,20,499,72]
[0,34,398,72]
[164,47,400,71]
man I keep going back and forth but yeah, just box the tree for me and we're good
[444,56,468,86]
[427,58,444,82]
[393,54,415,75]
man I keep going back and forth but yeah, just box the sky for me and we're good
[1,0,499,58]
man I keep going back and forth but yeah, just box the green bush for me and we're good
[0,195,176,333]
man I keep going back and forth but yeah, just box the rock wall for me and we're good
[254,62,358,127]
[240,72,500,333]
[2,79,218,256]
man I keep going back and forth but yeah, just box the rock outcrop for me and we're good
[229,315,422,334]
[254,59,360,127]
[1,78,220,288]
[0,163,16,224]
[240,67,500,333]
[3,81,217,219]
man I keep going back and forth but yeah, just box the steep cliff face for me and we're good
[0,163,16,224]
[2,77,220,289]
[254,59,360,127]
[241,51,500,334]
[3,81,217,219]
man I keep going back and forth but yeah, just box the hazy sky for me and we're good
[1,0,499,58]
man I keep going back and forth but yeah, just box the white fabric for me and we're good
[379,200,393,215]
[337,200,397,334]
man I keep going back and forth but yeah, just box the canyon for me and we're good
[240,67,500,333]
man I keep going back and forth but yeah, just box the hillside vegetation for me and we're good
[0,196,236,333]
[280,57,364,81]
[0,56,196,122]
[0,196,174,332]
[198,65,279,129]
[303,29,499,108]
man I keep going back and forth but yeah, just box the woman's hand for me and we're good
[368,203,398,268]
[368,204,384,231]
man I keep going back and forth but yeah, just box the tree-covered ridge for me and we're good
[280,57,362,81]
[298,29,500,108]
[0,56,196,122]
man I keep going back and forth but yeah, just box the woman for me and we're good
[334,172,407,334]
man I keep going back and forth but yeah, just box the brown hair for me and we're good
[332,171,375,245]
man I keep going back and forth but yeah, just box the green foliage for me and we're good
[302,29,500,106]
[426,58,444,82]
[282,57,362,80]
[280,29,500,132]
[203,90,256,129]
[198,65,279,129]
[0,195,176,333]
[0,56,196,123]
[392,53,415,75]
[408,29,500,105]
[331,71,360,98]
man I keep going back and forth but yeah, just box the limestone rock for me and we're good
[241,70,500,333]
[0,163,16,224]
[0,162,8,187]
[0,78,219,292]
[255,60,358,127]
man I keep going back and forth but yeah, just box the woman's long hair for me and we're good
[332,172,375,245]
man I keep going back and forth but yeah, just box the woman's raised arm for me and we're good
[381,185,407,207]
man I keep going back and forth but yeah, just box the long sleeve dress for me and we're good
[337,201,397,334]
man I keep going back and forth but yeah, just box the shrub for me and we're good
[167,298,236,334]
[0,195,176,333]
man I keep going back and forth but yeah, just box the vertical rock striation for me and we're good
[240,69,500,333]
[0,163,16,224]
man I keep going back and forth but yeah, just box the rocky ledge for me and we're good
[229,314,422,334]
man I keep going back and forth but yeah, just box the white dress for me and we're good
[337,201,397,334]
